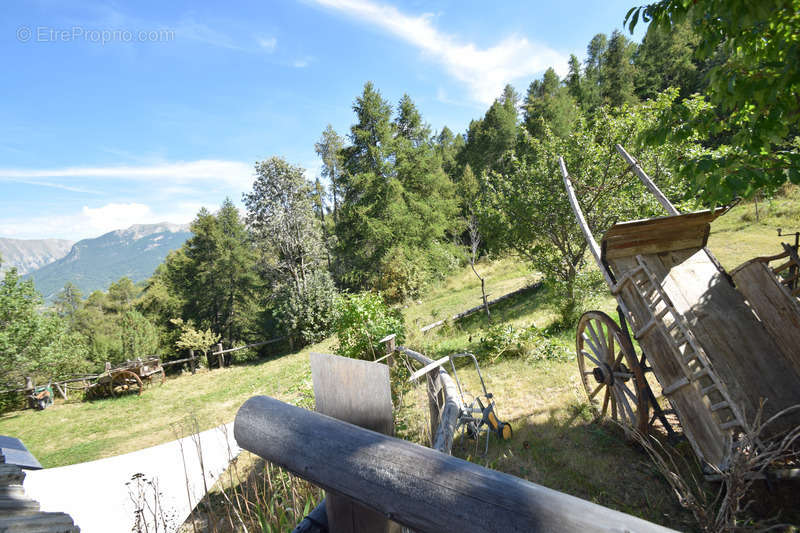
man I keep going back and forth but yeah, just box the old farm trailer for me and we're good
[561,145,800,474]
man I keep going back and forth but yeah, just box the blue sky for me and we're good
[1,0,646,240]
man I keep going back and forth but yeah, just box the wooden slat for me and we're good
[732,261,800,377]
[602,212,716,261]
[310,353,398,533]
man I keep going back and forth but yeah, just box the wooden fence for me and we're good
[257,342,676,532]
[419,282,541,333]
[235,394,675,533]
[0,335,289,398]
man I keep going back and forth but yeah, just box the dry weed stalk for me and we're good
[630,404,800,532]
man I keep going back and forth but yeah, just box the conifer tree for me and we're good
[601,30,638,107]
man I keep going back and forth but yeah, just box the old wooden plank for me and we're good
[235,396,677,533]
[310,353,398,533]
[654,249,800,437]
[605,235,709,260]
[731,261,800,382]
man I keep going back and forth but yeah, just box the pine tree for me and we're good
[335,84,459,299]
[523,68,579,139]
[459,84,519,180]
[164,200,258,347]
[633,19,702,100]
[314,125,345,223]
[601,30,638,108]
[582,33,608,110]
[566,54,583,103]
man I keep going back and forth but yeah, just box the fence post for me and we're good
[427,371,442,445]
[24,377,34,409]
[189,349,196,374]
[53,382,68,400]
[378,334,396,367]
[217,343,224,369]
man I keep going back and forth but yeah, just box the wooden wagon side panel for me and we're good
[648,249,800,437]
[732,261,800,378]
[609,254,730,469]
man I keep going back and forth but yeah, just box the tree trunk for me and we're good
[470,259,490,322]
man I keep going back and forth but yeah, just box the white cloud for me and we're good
[0,160,254,190]
[292,56,313,68]
[0,160,255,239]
[258,36,277,52]
[0,202,200,240]
[313,0,569,103]
[175,19,245,51]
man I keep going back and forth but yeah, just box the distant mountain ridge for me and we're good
[25,222,191,300]
[0,238,74,275]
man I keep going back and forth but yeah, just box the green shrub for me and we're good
[273,269,339,346]
[334,292,405,360]
[477,323,569,363]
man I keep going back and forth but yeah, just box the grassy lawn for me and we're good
[2,187,797,529]
[0,342,321,467]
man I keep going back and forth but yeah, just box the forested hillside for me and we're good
[26,223,191,300]
[1,0,797,397]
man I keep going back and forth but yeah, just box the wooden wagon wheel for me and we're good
[110,370,143,397]
[577,311,649,437]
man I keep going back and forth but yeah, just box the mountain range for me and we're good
[0,238,74,275]
[1,223,191,300]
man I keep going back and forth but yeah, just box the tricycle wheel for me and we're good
[577,311,649,438]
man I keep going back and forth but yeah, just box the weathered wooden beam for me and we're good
[615,144,680,216]
[559,156,615,288]
[235,396,676,533]
[211,337,288,356]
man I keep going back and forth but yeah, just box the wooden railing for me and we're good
[234,395,675,533]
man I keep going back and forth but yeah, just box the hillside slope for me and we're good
[0,237,74,275]
[26,222,191,299]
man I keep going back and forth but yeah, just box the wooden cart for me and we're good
[560,145,800,473]
[84,356,165,399]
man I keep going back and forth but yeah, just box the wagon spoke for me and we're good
[586,323,606,361]
[621,383,638,403]
[614,345,626,367]
[601,389,610,417]
[581,349,603,368]
[611,394,617,420]
[582,333,601,360]
[615,384,635,423]
[588,383,603,401]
